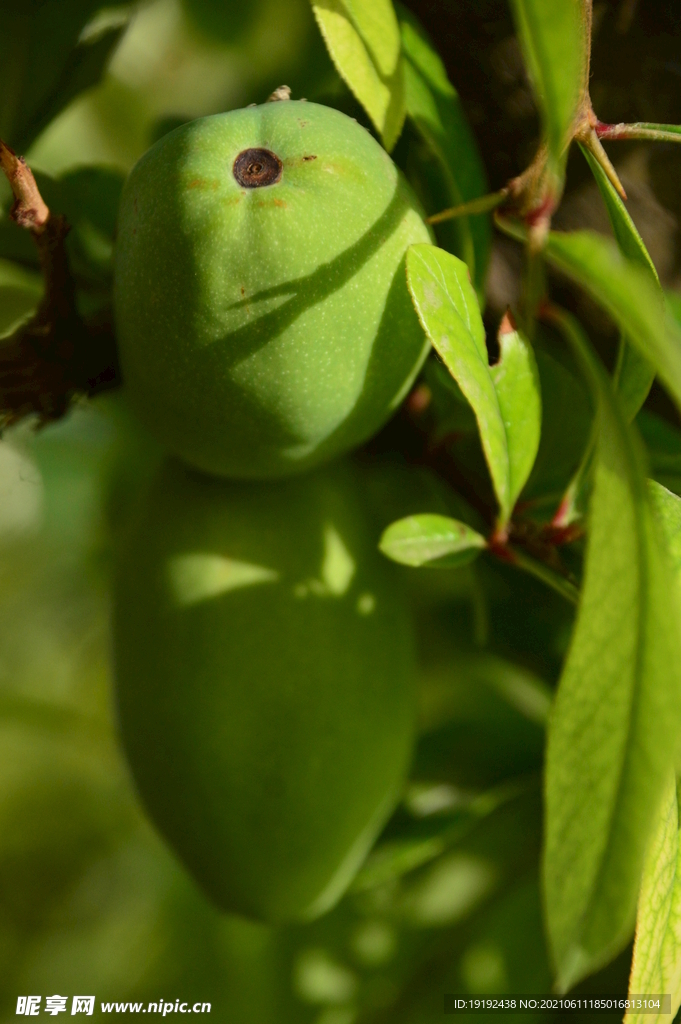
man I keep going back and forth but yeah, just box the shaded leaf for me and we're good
[626,775,681,1024]
[397,4,490,296]
[580,142,658,419]
[543,308,681,991]
[0,3,130,153]
[509,0,588,178]
[379,513,486,568]
[352,779,531,891]
[490,316,542,512]
[523,343,593,503]
[311,0,405,151]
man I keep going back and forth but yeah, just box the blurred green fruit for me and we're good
[112,459,416,923]
[113,101,431,479]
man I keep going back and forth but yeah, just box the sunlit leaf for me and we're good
[534,228,681,413]
[379,514,486,568]
[580,143,658,419]
[509,0,588,179]
[341,0,400,78]
[407,245,541,523]
[398,4,490,296]
[407,244,508,516]
[626,774,681,1024]
[648,481,681,578]
[624,489,681,1023]
[311,0,405,151]
[543,308,681,992]
[490,316,542,513]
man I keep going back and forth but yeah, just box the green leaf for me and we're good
[580,142,658,419]
[625,774,681,1024]
[352,779,531,891]
[638,412,681,496]
[490,317,542,514]
[379,514,486,568]
[406,244,510,518]
[0,3,130,152]
[523,343,593,503]
[543,308,681,991]
[397,3,490,296]
[406,245,540,524]
[311,0,405,151]
[459,652,552,727]
[341,0,400,78]
[509,0,588,178]
[648,481,681,579]
[540,229,681,414]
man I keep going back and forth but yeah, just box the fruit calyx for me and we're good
[233,148,283,188]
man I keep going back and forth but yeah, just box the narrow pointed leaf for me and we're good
[398,4,490,296]
[626,484,681,1024]
[406,244,511,518]
[543,309,681,991]
[509,0,588,175]
[649,481,681,577]
[625,774,681,1024]
[580,143,658,419]
[311,0,405,151]
[490,317,542,510]
[379,514,486,568]
[341,0,400,78]
[542,230,681,413]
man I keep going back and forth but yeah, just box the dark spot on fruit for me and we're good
[233,148,282,188]
[240,287,245,295]
[298,120,309,128]
[302,155,317,161]
[188,179,203,189]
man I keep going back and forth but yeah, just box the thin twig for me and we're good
[595,121,681,144]
[427,190,508,226]
[503,546,580,604]
[0,139,118,426]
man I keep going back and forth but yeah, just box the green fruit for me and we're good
[113,101,431,479]
[112,458,415,922]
